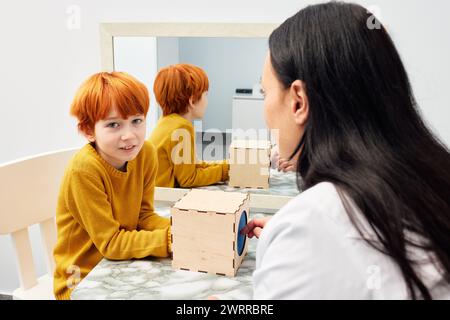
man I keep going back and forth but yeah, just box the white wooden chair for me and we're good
[0,148,78,300]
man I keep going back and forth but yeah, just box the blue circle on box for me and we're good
[237,211,247,256]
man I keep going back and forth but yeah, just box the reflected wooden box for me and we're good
[229,140,271,189]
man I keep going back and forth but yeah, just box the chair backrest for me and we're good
[0,148,78,290]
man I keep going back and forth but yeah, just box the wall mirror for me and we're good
[100,23,297,206]
[100,23,277,147]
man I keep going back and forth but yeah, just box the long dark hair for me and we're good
[269,1,450,299]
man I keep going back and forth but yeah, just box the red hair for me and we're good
[153,64,209,116]
[70,72,149,134]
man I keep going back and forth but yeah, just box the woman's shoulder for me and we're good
[258,182,367,260]
[292,181,340,206]
[254,182,372,299]
[255,182,449,299]
[270,182,351,226]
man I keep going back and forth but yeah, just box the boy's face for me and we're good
[85,106,146,170]
[191,91,208,119]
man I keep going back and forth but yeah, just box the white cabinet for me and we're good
[231,95,268,139]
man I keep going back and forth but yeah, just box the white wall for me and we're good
[154,37,267,132]
[156,37,180,120]
[0,0,449,294]
[157,38,180,72]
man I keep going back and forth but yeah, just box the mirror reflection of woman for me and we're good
[242,2,450,299]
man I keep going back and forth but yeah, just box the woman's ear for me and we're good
[289,80,309,126]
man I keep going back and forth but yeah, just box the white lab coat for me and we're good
[253,182,450,299]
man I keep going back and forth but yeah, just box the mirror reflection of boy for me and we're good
[53,72,171,300]
[149,64,229,187]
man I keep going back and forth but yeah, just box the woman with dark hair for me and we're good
[241,1,450,299]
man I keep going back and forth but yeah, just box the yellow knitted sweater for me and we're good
[53,141,171,300]
[149,113,229,187]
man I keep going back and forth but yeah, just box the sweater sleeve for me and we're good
[171,125,229,187]
[65,170,171,260]
[138,144,171,231]
[196,159,230,181]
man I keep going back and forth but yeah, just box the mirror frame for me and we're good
[100,22,278,71]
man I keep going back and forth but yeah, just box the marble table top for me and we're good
[71,257,256,300]
[71,212,266,300]
[71,169,300,300]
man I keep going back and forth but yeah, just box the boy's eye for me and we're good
[132,118,143,125]
[107,122,119,128]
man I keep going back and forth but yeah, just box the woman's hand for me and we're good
[278,158,297,172]
[270,145,280,169]
[240,217,272,239]
[270,145,297,172]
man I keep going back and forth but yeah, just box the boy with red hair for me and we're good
[149,64,229,187]
[53,72,171,299]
